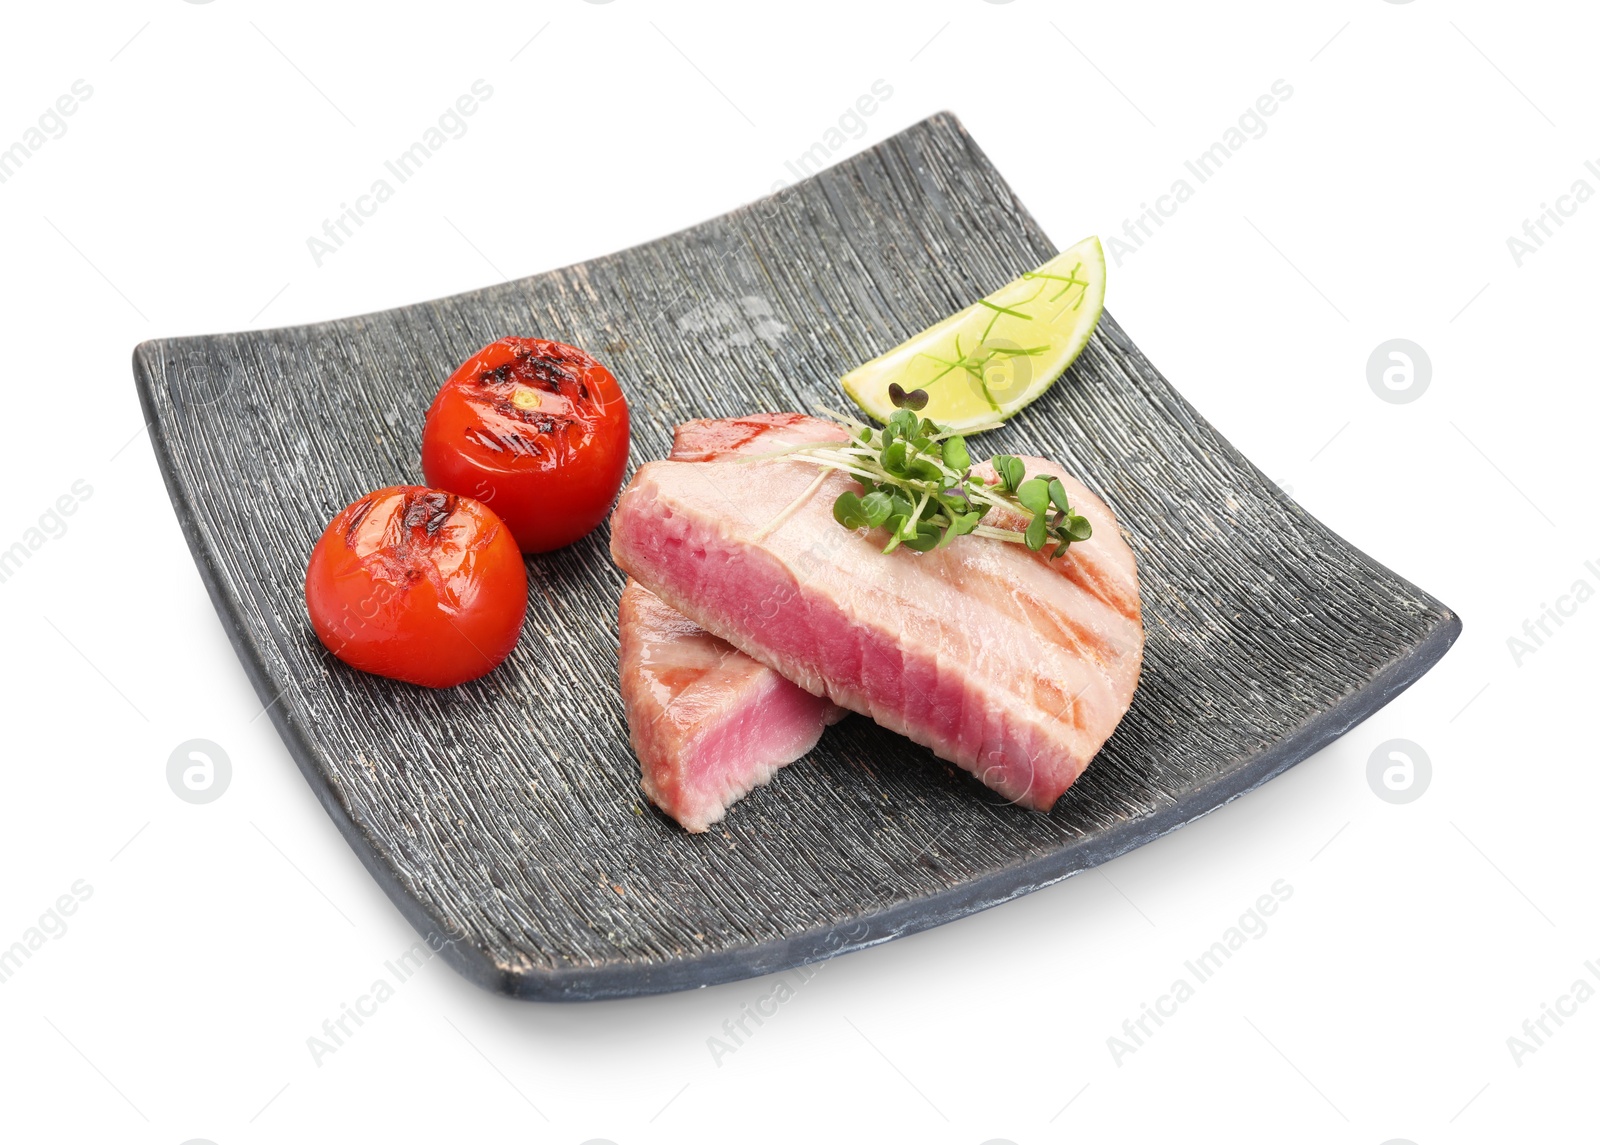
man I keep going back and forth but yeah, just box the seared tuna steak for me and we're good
[619,580,842,831]
[618,413,848,831]
[611,416,1143,811]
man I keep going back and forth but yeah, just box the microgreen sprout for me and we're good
[764,387,1093,559]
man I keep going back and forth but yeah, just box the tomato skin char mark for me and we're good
[477,349,580,394]
[525,355,578,390]
[342,492,379,545]
[463,426,547,460]
[401,489,457,536]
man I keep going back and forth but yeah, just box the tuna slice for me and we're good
[618,414,847,832]
[619,580,842,832]
[611,415,1144,811]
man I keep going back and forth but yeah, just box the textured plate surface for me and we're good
[134,113,1458,1001]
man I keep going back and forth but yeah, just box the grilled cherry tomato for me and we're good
[305,486,527,688]
[421,337,630,553]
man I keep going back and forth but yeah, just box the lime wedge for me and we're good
[841,236,1106,430]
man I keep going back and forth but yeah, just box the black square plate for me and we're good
[134,113,1458,1000]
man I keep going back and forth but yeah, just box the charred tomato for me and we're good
[305,486,527,688]
[421,337,629,553]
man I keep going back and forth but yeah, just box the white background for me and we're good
[1,1,1595,1142]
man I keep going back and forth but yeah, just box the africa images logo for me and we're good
[1366,340,1431,405]
[1366,739,1431,804]
[167,739,232,804]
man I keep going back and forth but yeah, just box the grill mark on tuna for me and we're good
[1048,550,1140,617]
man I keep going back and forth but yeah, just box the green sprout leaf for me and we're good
[798,409,1094,563]
[859,490,893,527]
[951,510,982,537]
[899,521,942,552]
[1016,477,1051,518]
[885,409,920,441]
[993,455,1025,493]
[833,491,869,529]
